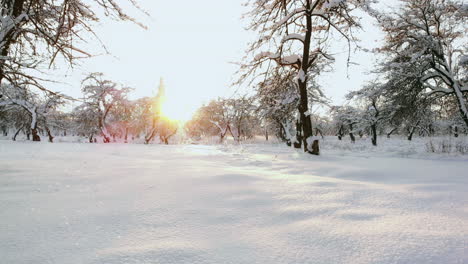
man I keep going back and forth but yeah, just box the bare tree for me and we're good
[376,0,468,126]
[0,0,145,89]
[81,73,132,143]
[240,0,374,155]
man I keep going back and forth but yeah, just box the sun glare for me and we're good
[160,94,197,123]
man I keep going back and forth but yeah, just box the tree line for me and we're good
[1,0,466,152]
[236,0,467,153]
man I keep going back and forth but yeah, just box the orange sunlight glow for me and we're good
[159,93,197,123]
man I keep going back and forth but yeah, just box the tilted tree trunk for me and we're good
[12,124,25,141]
[220,124,230,143]
[160,128,177,145]
[227,124,240,142]
[144,117,158,144]
[407,121,420,141]
[277,121,286,142]
[102,135,110,143]
[45,126,54,143]
[144,129,157,144]
[386,128,397,138]
[315,128,324,139]
[453,82,468,128]
[98,107,113,143]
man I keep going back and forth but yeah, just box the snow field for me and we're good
[1,141,467,263]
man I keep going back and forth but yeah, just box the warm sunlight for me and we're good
[2,1,467,263]
[159,92,198,123]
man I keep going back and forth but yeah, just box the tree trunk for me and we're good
[407,120,420,141]
[124,127,129,143]
[277,122,289,144]
[103,134,111,143]
[45,126,54,143]
[293,119,302,149]
[407,127,416,141]
[12,125,24,141]
[349,124,355,143]
[219,124,230,143]
[278,124,285,141]
[310,140,320,155]
[371,124,377,146]
[145,118,158,144]
[315,128,324,139]
[0,0,26,85]
[227,125,239,142]
[160,127,177,145]
[453,82,468,128]
[296,0,318,155]
[386,128,397,138]
[31,127,41,142]
[281,122,293,147]
[145,129,157,144]
[337,125,344,140]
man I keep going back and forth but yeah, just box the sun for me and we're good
[160,95,197,123]
[154,78,199,123]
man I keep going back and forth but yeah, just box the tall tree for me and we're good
[346,82,390,146]
[240,0,374,155]
[376,0,468,126]
[81,73,132,143]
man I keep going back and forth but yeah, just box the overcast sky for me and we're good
[49,0,385,117]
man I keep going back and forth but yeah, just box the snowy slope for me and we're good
[1,141,467,264]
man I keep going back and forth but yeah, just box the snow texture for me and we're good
[298,69,306,82]
[323,0,345,10]
[460,55,468,66]
[0,140,467,264]
[283,33,305,43]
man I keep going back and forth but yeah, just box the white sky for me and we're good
[49,0,386,119]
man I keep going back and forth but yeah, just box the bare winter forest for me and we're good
[1,1,467,263]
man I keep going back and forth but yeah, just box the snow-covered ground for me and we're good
[1,140,467,264]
